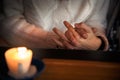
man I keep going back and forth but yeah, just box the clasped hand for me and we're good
[53,21,101,50]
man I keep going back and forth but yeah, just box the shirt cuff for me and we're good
[95,32,109,51]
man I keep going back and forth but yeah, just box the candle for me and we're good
[5,47,33,75]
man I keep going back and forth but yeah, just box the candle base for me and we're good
[8,65,37,79]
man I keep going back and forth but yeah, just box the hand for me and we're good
[53,21,102,50]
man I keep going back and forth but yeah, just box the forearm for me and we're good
[1,15,57,48]
[1,0,59,48]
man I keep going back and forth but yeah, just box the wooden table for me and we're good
[33,49,120,80]
[0,47,120,80]
[35,59,120,80]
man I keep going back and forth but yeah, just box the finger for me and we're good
[63,21,74,31]
[75,23,88,39]
[65,30,83,47]
[65,30,82,47]
[65,31,79,47]
[52,38,64,48]
[75,23,92,33]
[63,21,80,39]
[53,27,68,41]
[65,30,79,41]
[53,25,80,47]
[82,34,88,39]
[75,28,88,39]
[62,40,75,49]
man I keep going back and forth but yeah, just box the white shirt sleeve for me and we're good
[85,0,109,34]
[85,0,109,51]
[1,0,57,48]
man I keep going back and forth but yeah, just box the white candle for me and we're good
[5,47,33,75]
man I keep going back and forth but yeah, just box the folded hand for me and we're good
[53,21,101,50]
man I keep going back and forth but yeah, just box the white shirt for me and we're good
[2,0,109,49]
[4,0,109,32]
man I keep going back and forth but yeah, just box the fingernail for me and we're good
[63,21,67,24]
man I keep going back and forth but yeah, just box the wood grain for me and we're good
[35,59,120,80]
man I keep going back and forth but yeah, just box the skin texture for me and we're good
[53,21,102,50]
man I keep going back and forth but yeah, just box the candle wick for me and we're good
[18,63,23,74]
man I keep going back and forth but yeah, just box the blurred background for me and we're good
[107,0,120,51]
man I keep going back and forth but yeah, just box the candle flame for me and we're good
[18,47,27,58]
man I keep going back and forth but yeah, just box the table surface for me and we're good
[0,47,120,80]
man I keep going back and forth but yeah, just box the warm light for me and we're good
[5,47,33,76]
[18,47,27,58]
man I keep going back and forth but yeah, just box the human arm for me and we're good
[1,0,58,48]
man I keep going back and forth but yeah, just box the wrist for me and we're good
[45,32,59,48]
